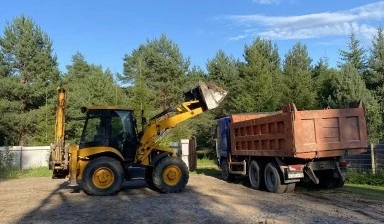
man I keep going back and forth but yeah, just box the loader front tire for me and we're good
[153,156,189,193]
[82,157,123,196]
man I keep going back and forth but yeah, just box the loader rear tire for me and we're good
[82,157,123,196]
[264,162,287,194]
[153,156,189,193]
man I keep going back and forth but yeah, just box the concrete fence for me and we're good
[0,139,197,170]
[0,146,50,169]
[345,144,384,173]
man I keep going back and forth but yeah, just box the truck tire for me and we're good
[248,160,262,189]
[221,160,234,181]
[264,162,287,194]
[153,156,189,193]
[82,156,123,196]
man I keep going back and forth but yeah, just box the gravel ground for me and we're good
[0,175,383,224]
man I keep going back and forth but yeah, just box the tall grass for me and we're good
[346,170,384,186]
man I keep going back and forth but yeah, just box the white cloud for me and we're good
[252,0,281,5]
[226,1,384,40]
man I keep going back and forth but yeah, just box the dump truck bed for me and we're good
[230,105,368,159]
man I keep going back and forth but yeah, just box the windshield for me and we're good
[80,111,105,146]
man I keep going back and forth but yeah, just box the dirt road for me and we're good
[0,175,383,224]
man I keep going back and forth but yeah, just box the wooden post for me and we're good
[370,144,376,174]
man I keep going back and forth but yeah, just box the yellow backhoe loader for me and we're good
[49,83,227,196]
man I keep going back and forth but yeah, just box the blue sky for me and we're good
[1,0,383,75]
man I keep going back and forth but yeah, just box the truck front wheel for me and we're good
[153,156,189,193]
[82,157,123,196]
[221,160,234,181]
[264,162,287,194]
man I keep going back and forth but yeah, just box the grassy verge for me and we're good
[192,158,221,178]
[338,184,384,201]
[197,157,217,167]
[0,167,51,179]
[345,170,384,186]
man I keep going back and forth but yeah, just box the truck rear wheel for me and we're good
[264,162,287,194]
[82,157,123,196]
[153,156,189,193]
[248,160,262,189]
[221,160,234,181]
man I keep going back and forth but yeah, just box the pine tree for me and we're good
[282,42,316,109]
[207,50,240,114]
[366,27,384,142]
[232,37,281,113]
[0,15,59,145]
[62,52,128,143]
[312,58,339,108]
[329,64,382,142]
[339,32,366,72]
[122,34,190,112]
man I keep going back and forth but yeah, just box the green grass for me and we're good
[196,157,217,167]
[19,167,51,178]
[0,167,21,179]
[338,183,384,201]
[0,166,51,179]
[191,158,221,178]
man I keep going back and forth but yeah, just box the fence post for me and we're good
[19,146,23,170]
[370,143,376,174]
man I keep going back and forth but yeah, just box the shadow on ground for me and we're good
[17,180,238,224]
[13,175,384,224]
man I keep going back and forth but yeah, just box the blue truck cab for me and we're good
[215,116,231,167]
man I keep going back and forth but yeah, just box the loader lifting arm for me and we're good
[135,83,227,165]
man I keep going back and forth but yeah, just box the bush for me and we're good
[0,146,14,168]
[346,170,384,186]
[0,147,19,179]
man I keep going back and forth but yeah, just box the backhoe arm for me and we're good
[50,87,69,178]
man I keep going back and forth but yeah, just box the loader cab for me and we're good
[79,107,139,160]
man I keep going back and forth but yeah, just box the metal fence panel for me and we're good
[345,144,384,173]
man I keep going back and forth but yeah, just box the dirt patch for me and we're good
[0,175,383,224]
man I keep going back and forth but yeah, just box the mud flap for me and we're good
[335,163,346,182]
[303,166,319,184]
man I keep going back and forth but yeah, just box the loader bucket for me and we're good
[184,82,228,111]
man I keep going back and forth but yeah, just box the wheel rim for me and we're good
[162,165,182,186]
[92,167,115,189]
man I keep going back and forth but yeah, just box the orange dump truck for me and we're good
[215,103,368,193]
